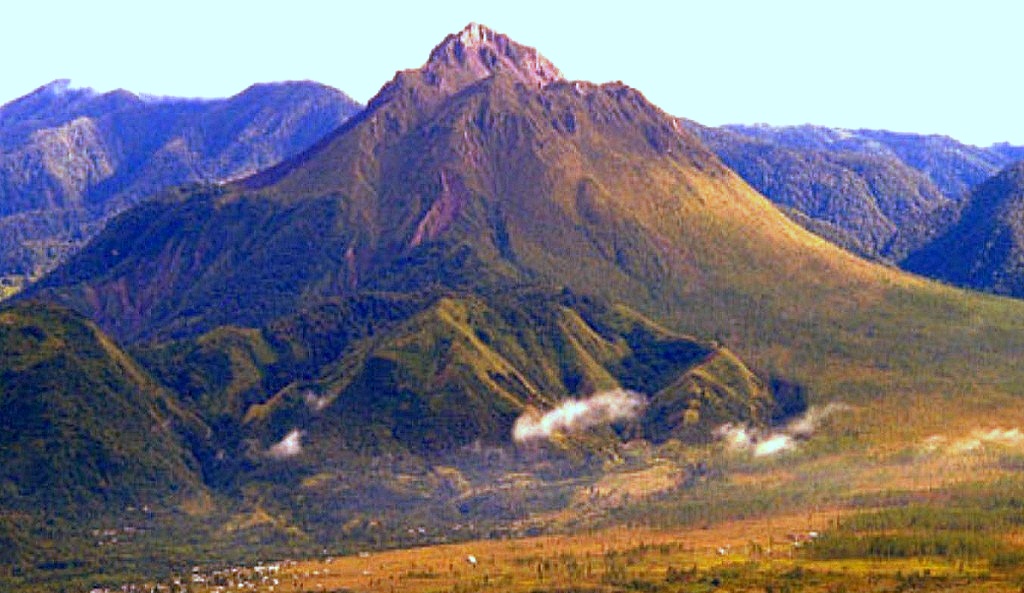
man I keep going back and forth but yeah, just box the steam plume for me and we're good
[268,429,304,459]
[786,403,851,437]
[715,403,849,457]
[304,390,330,412]
[922,428,1024,454]
[513,389,646,443]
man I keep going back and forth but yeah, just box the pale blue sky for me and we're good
[3,0,1020,146]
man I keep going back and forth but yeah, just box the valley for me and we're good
[4,20,1024,593]
[30,439,1024,593]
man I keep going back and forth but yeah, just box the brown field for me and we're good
[266,511,841,593]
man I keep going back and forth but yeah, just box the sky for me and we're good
[3,0,1021,146]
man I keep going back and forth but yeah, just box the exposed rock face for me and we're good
[424,23,564,90]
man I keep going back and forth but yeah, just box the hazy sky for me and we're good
[4,0,1020,146]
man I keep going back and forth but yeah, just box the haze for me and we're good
[4,0,1021,146]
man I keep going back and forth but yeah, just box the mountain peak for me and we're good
[424,23,563,89]
[42,78,74,95]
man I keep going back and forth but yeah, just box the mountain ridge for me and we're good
[904,161,1024,295]
[13,23,1024,588]
[692,122,1022,261]
[0,79,362,290]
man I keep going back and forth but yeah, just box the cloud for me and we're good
[715,403,849,457]
[754,434,795,457]
[267,429,304,459]
[513,389,646,443]
[921,427,1024,455]
[785,403,850,438]
[714,423,796,456]
[304,390,329,412]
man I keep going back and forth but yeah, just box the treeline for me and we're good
[807,479,1024,568]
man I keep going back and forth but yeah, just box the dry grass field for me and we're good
[179,505,1012,593]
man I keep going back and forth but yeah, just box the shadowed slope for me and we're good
[905,163,1024,296]
[0,302,206,513]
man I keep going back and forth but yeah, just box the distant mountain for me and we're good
[693,123,1022,260]
[720,125,1010,199]
[0,80,361,290]
[991,142,1024,163]
[904,162,1024,296]
[688,123,953,258]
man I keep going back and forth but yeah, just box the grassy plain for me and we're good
[54,435,1024,593]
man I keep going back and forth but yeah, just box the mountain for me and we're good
[0,301,206,514]
[0,80,361,292]
[34,24,871,343]
[32,23,1024,396]
[903,162,1024,296]
[692,123,1022,260]
[10,23,785,505]
[14,22,1024,589]
[25,21,1024,494]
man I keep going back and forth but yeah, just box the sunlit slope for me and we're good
[136,289,770,468]
[32,24,1024,442]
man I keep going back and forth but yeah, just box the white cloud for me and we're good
[267,429,304,459]
[513,389,645,443]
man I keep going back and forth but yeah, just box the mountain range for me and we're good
[8,22,1024,588]
[24,20,1024,483]
[0,79,361,296]
[22,22,797,464]
[690,123,1022,262]
[904,162,1024,295]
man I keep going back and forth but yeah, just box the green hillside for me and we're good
[135,288,770,470]
[0,302,206,514]
[0,80,361,293]
[905,162,1024,296]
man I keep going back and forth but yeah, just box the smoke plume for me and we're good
[268,429,304,459]
[304,390,330,412]
[513,389,646,443]
[715,403,849,457]
[922,428,1024,454]
[786,403,851,438]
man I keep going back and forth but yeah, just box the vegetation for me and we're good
[693,122,1021,263]
[0,302,208,515]
[689,122,955,260]
[0,80,361,293]
[8,22,1024,593]
[905,162,1024,297]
